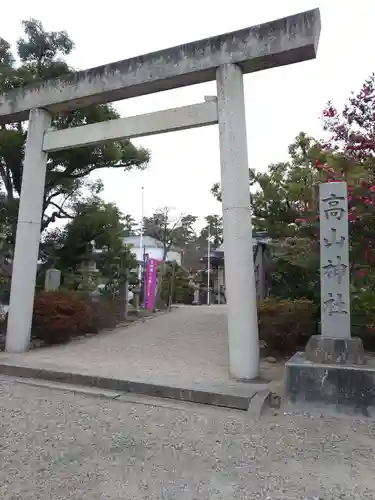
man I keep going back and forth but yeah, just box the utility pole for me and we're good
[138,186,144,281]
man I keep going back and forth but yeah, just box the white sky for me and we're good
[2,0,375,228]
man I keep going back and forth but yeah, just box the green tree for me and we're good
[199,214,223,246]
[158,262,193,305]
[181,215,223,271]
[0,19,149,242]
[143,207,197,261]
[211,133,324,300]
[211,133,322,239]
[42,198,135,273]
[210,75,375,311]
[142,207,197,308]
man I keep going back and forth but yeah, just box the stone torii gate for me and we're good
[0,9,320,380]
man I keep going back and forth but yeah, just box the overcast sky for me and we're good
[2,0,375,228]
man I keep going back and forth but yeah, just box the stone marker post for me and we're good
[119,280,129,322]
[132,287,141,317]
[306,181,365,364]
[44,268,61,292]
[193,286,200,305]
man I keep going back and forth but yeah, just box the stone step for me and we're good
[0,361,269,411]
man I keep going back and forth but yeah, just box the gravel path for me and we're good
[1,377,375,499]
[0,305,284,389]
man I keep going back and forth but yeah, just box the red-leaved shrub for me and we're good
[258,298,317,356]
[32,291,99,345]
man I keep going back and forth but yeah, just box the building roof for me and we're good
[202,233,271,262]
[214,233,271,253]
[215,238,271,253]
[122,235,182,253]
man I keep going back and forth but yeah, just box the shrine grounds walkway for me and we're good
[0,305,375,498]
[0,305,284,410]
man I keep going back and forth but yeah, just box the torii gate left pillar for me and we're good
[0,8,320,380]
[6,109,51,352]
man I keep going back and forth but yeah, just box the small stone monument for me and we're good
[132,286,141,316]
[286,182,374,416]
[191,282,200,305]
[44,268,61,292]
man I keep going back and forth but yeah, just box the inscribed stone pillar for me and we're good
[305,181,365,365]
[320,182,350,338]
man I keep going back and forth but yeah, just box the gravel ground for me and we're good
[0,305,284,388]
[1,377,375,499]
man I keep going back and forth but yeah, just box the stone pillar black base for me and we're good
[285,352,375,417]
[285,335,373,417]
[305,335,365,365]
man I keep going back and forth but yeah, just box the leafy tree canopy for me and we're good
[181,214,223,271]
[42,194,135,272]
[211,74,375,301]
[211,132,322,240]
[143,207,197,261]
[0,18,150,243]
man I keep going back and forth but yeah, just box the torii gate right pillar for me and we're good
[216,63,259,379]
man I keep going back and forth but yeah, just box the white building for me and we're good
[122,235,183,265]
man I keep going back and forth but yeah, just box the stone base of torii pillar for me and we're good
[285,182,375,417]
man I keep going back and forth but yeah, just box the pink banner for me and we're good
[144,257,159,311]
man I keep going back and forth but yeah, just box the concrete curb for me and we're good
[247,390,271,419]
[247,390,281,419]
[0,362,262,411]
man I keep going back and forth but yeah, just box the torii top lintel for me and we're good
[0,8,320,124]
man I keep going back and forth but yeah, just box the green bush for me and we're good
[268,239,320,305]
[159,262,193,305]
[258,298,317,356]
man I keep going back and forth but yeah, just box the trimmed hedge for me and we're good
[258,298,317,356]
[32,291,119,345]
